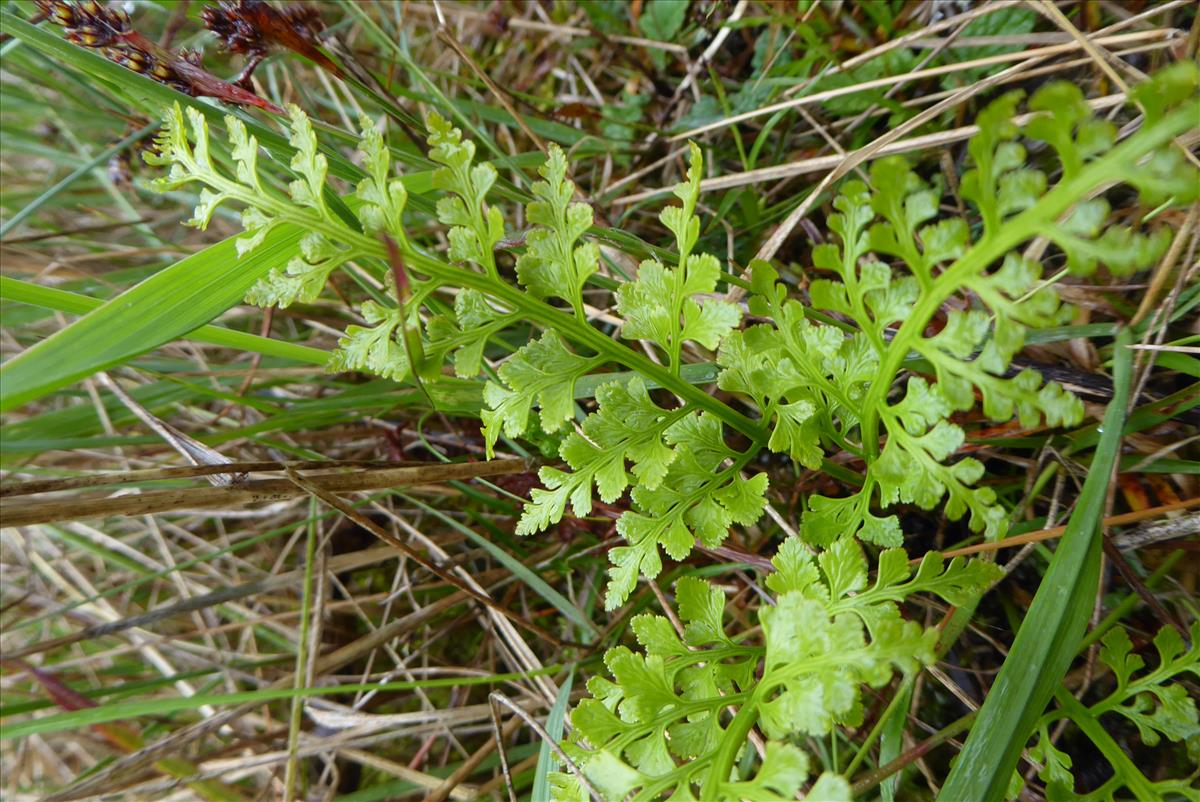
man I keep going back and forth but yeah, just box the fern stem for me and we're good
[857,100,1198,460]
[668,272,684,376]
[700,689,762,799]
[1054,690,1160,802]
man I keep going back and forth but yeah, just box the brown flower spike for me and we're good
[202,0,345,87]
[36,0,283,113]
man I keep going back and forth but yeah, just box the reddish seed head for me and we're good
[40,0,130,47]
[201,2,263,56]
[203,0,328,57]
[38,0,283,113]
[48,2,77,25]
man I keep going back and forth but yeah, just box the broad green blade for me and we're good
[0,224,305,412]
[936,328,1134,802]
[0,276,327,367]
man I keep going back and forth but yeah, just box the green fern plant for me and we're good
[548,538,1002,801]
[736,76,1196,550]
[1028,624,1200,802]
[146,65,1198,612]
[144,61,1198,801]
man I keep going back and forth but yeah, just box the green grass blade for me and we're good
[0,276,328,367]
[0,670,558,741]
[936,328,1134,802]
[0,224,306,412]
[284,500,320,801]
[532,667,575,802]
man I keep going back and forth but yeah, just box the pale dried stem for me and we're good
[672,29,1173,141]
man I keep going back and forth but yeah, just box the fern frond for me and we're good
[553,538,999,801]
[616,143,741,374]
[516,144,597,318]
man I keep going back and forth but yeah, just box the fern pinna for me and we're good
[147,63,1199,800]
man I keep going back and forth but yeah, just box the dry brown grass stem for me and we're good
[933,496,1200,562]
[671,28,1177,141]
[0,459,535,526]
[617,93,1130,206]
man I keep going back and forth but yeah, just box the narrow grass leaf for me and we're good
[532,667,574,802]
[0,224,305,412]
[2,670,558,741]
[0,276,328,367]
[936,328,1134,802]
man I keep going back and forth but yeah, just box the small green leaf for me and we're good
[515,376,679,536]
[617,143,739,371]
[482,332,598,456]
[516,144,597,315]
[610,413,764,607]
[638,0,688,42]
[427,111,503,276]
[285,104,330,215]
[327,300,410,382]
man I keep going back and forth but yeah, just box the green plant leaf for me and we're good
[560,539,959,801]
[937,328,1134,802]
[482,332,601,458]
[326,300,410,382]
[0,224,305,413]
[427,110,505,277]
[516,144,597,317]
[638,0,688,41]
[534,669,577,802]
[516,376,682,538]
[610,412,765,608]
[617,143,740,373]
